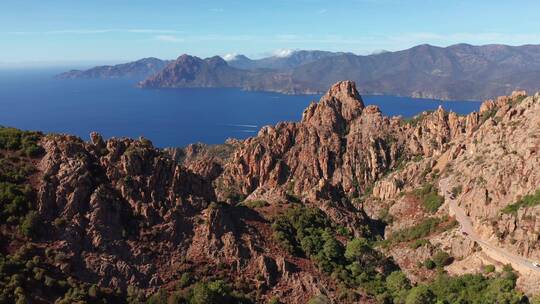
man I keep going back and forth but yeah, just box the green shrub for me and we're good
[451,185,463,197]
[44,275,55,287]
[146,279,251,304]
[268,297,282,304]
[386,271,411,297]
[272,207,332,256]
[484,265,496,274]
[389,217,441,244]
[241,200,269,208]
[88,284,98,298]
[409,239,430,249]
[412,183,444,213]
[53,217,67,228]
[402,112,432,127]
[178,272,193,288]
[0,127,43,155]
[480,108,497,124]
[272,207,345,273]
[307,294,331,304]
[501,189,540,215]
[432,250,453,268]
[24,144,44,157]
[344,238,371,261]
[189,280,237,304]
[20,211,40,238]
[424,259,436,270]
[405,285,436,304]
[272,206,389,287]
[410,270,524,304]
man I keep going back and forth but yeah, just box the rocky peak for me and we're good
[205,56,228,67]
[175,54,201,63]
[324,80,365,109]
[302,81,364,132]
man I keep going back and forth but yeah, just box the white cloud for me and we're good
[4,29,182,35]
[273,48,296,57]
[155,35,185,43]
[222,53,239,61]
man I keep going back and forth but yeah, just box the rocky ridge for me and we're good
[56,57,170,80]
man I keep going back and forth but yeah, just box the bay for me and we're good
[0,69,481,147]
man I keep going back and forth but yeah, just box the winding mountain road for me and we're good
[440,179,540,274]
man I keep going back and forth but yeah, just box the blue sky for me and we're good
[2,0,540,66]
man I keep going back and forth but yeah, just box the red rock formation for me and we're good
[7,80,540,302]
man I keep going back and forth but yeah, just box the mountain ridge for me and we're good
[56,57,172,80]
[58,44,540,100]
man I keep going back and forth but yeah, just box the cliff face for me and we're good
[440,91,540,258]
[217,81,394,201]
[2,81,540,303]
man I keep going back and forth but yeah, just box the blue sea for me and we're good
[0,69,481,147]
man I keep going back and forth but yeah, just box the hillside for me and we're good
[290,44,540,100]
[1,81,540,303]
[56,57,171,80]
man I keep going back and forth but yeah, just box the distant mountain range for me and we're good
[137,54,303,93]
[59,44,540,100]
[56,57,171,80]
[225,50,349,71]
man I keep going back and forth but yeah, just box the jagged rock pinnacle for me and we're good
[324,80,365,109]
[302,80,364,128]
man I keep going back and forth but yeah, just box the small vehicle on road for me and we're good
[533,262,540,268]
[461,231,468,236]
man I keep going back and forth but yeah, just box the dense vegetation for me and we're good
[382,216,457,248]
[0,127,44,158]
[142,279,253,304]
[272,206,395,300]
[402,266,527,304]
[501,189,540,215]
[411,183,444,213]
[0,128,43,238]
[0,245,122,303]
[272,206,528,303]
[241,200,269,209]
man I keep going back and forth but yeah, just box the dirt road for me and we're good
[440,179,540,273]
